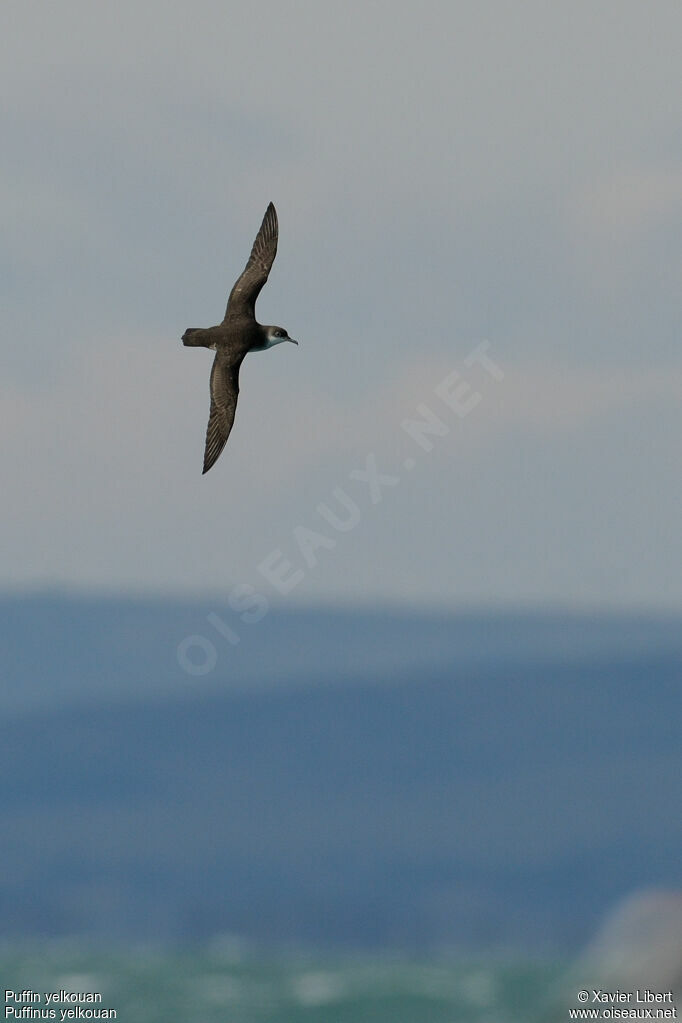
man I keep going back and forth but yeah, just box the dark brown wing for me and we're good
[224,203,278,321]
[202,352,242,474]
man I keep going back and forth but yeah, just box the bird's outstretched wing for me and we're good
[224,203,278,320]
[202,352,242,474]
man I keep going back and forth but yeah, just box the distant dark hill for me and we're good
[0,594,680,949]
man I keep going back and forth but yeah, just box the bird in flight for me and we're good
[182,202,297,474]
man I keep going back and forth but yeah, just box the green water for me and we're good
[1,942,561,1022]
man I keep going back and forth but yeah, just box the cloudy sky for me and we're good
[2,1,681,609]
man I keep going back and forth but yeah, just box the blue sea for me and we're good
[2,598,680,1021]
[1,942,562,1023]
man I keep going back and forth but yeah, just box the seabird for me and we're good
[182,202,297,474]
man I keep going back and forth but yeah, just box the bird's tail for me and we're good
[182,328,204,347]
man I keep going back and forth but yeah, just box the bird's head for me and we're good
[263,325,298,349]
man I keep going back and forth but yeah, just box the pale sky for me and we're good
[2,0,681,608]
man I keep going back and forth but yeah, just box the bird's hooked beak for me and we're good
[288,338,299,345]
